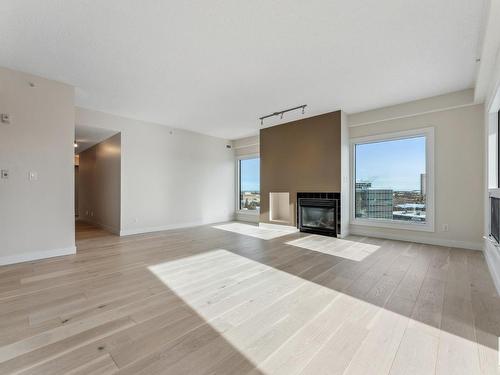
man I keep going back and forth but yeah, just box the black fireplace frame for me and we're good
[297,192,340,237]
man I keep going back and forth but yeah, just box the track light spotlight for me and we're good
[259,104,307,126]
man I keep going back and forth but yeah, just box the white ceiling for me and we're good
[74,125,118,154]
[1,1,485,139]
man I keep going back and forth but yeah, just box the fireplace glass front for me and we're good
[301,206,335,230]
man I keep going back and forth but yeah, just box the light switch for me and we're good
[1,169,8,179]
[28,171,38,181]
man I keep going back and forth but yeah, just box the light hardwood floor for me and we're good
[0,221,499,374]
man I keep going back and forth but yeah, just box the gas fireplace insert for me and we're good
[297,192,340,237]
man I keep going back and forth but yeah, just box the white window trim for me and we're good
[236,154,260,215]
[350,127,435,232]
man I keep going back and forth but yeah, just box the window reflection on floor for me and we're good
[286,235,380,261]
[212,222,296,240]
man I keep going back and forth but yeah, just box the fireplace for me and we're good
[297,192,340,237]
[491,196,500,244]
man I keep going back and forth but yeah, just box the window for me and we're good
[239,157,260,211]
[351,128,434,231]
[498,109,500,188]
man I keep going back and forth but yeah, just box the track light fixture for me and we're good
[259,105,307,126]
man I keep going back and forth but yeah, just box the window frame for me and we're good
[350,127,435,232]
[497,109,500,188]
[236,154,260,215]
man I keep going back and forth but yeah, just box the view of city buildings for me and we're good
[239,157,260,211]
[354,135,426,223]
[240,191,260,210]
[355,175,426,222]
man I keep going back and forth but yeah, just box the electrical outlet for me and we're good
[441,224,449,232]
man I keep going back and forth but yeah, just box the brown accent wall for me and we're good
[260,111,341,226]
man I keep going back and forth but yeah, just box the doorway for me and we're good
[74,125,121,241]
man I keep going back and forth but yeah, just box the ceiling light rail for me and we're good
[259,104,307,125]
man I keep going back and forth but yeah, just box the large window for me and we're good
[239,157,260,211]
[352,128,434,231]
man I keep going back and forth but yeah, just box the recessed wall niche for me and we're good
[269,192,290,223]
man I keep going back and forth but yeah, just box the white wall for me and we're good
[479,0,500,295]
[348,99,484,250]
[0,67,75,265]
[340,110,350,238]
[78,133,121,234]
[233,135,259,157]
[349,89,475,127]
[76,108,235,235]
[484,98,500,296]
[487,111,498,189]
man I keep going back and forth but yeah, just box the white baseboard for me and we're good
[235,211,259,223]
[120,216,235,236]
[259,222,299,232]
[337,230,350,239]
[483,239,500,296]
[350,227,482,251]
[0,246,76,266]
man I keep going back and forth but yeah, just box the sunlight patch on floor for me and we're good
[148,249,342,372]
[212,222,297,240]
[147,249,493,375]
[285,235,381,261]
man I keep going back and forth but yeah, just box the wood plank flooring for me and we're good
[0,221,499,374]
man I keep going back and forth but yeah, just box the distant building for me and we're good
[393,202,426,222]
[396,203,425,210]
[393,210,426,222]
[355,182,372,190]
[355,182,393,219]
